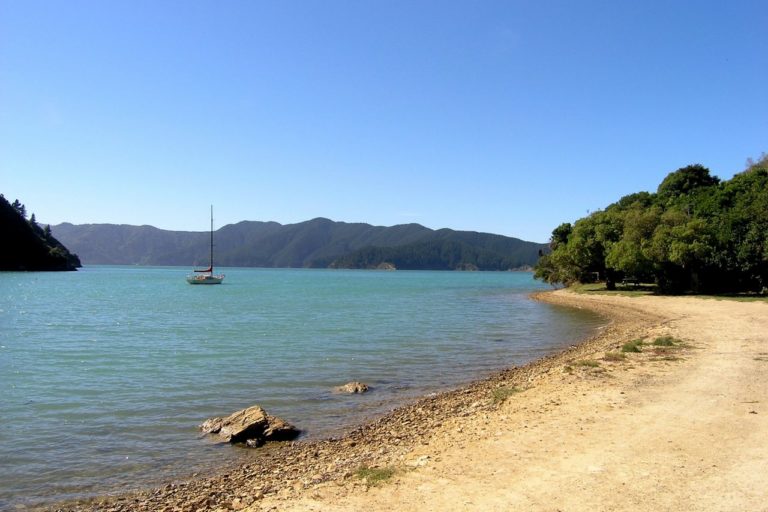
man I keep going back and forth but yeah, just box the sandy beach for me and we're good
[56,290,767,512]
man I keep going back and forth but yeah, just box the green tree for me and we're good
[11,199,26,218]
[535,155,767,294]
[550,222,572,249]
[657,164,719,201]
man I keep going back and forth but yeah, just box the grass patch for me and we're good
[699,294,768,303]
[566,283,766,302]
[355,466,396,486]
[621,339,644,353]
[492,386,522,404]
[575,359,601,368]
[570,282,608,294]
[564,365,574,374]
[570,282,654,297]
[603,351,627,362]
[652,335,680,346]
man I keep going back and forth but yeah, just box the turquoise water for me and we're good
[0,267,603,508]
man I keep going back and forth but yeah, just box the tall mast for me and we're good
[210,205,214,271]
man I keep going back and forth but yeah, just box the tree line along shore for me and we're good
[535,153,768,295]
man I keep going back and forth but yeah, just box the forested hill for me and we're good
[51,218,546,271]
[535,155,768,294]
[0,195,81,271]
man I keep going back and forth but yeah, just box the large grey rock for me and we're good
[200,405,300,446]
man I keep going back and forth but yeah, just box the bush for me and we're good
[491,386,522,404]
[355,466,396,486]
[652,336,679,346]
[603,352,627,362]
[621,339,644,353]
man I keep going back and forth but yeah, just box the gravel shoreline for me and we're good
[46,290,658,512]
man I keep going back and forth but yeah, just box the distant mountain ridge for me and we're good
[52,218,546,271]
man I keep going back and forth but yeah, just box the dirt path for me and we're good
[254,292,768,512]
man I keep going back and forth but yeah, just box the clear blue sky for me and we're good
[1,1,766,242]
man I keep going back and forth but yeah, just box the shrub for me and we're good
[492,386,522,404]
[604,352,627,362]
[621,339,644,353]
[653,336,679,346]
[576,359,600,367]
[355,466,396,486]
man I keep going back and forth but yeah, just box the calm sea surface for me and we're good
[0,267,603,508]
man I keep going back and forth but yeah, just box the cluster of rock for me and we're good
[66,351,655,512]
[199,405,300,447]
[52,296,651,512]
[53,352,598,512]
[334,381,370,394]
[198,382,370,448]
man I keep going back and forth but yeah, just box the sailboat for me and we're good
[186,206,225,284]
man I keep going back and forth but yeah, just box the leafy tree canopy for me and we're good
[657,164,720,200]
[535,155,768,294]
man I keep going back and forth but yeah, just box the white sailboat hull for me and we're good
[186,273,224,285]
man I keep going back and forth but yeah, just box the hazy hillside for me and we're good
[331,230,544,270]
[52,218,546,270]
[52,223,209,266]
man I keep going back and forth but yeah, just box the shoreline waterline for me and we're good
[47,289,656,512]
[1,268,604,509]
[253,291,768,511]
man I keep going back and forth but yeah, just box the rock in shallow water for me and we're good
[335,381,370,394]
[200,405,300,446]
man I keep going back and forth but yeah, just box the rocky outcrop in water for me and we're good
[200,405,300,447]
[335,381,370,394]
